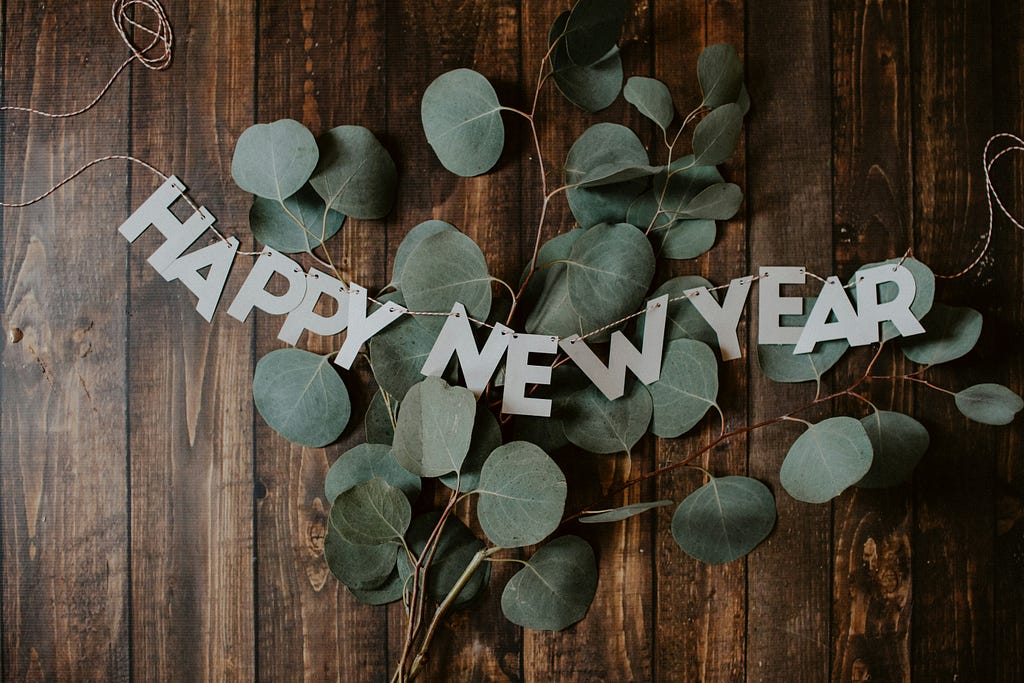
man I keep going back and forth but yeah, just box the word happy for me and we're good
[119,176,926,417]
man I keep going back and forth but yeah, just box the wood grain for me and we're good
[830,1,913,680]
[744,0,834,681]
[1,2,131,680]
[126,1,257,681]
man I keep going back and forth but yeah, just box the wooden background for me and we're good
[1,0,1022,680]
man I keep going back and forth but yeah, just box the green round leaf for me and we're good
[231,119,318,201]
[672,476,775,563]
[625,157,722,231]
[697,44,744,108]
[249,185,345,253]
[677,183,743,220]
[851,257,935,342]
[514,413,571,453]
[565,222,655,331]
[566,123,651,188]
[652,219,717,259]
[324,443,421,504]
[402,230,492,323]
[567,178,647,229]
[364,390,397,445]
[580,500,673,524]
[955,383,1024,426]
[780,417,873,504]
[324,524,398,590]
[397,512,490,606]
[649,338,719,438]
[692,103,743,166]
[563,0,628,66]
[857,411,929,488]
[440,404,502,492]
[501,535,598,631]
[348,567,404,606]
[392,377,477,477]
[523,231,586,339]
[421,68,505,177]
[561,381,653,454]
[368,314,438,398]
[475,441,567,548]
[329,477,411,545]
[253,348,351,448]
[624,76,675,130]
[901,303,982,366]
[642,276,718,346]
[390,220,457,288]
[757,297,849,384]
[549,12,622,112]
[309,125,396,219]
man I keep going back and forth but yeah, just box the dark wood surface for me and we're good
[2,1,1022,681]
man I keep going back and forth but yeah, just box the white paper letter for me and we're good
[161,236,239,322]
[855,264,925,342]
[226,248,308,322]
[334,284,406,369]
[118,175,217,275]
[277,268,350,345]
[559,294,669,400]
[758,266,806,344]
[420,303,511,396]
[686,277,752,360]
[794,276,873,353]
[502,333,558,417]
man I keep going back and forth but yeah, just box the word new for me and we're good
[119,176,926,417]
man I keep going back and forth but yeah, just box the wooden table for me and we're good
[2,0,1021,680]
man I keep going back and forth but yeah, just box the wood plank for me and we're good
[383,1,524,679]
[0,3,130,679]
[519,2,654,681]
[125,1,256,681]
[650,0,749,680]
[829,0,913,680]
[744,0,833,680]
[990,2,1024,679]
[253,2,390,681]
[909,0,995,679]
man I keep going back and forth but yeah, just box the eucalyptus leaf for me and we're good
[857,411,929,488]
[674,183,742,220]
[625,157,722,232]
[368,314,438,398]
[397,512,490,606]
[402,230,492,323]
[253,348,351,448]
[901,303,982,366]
[624,76,675,130]
[514,413,571,453]
[390,220,458,288]
[651,219,717,259]
[440,404,502,493]
[231,119,319,201]
[580,500,673,524]
[523,231,586,339]
[757,297,849,384]
[692,103,743,166]
[641,276,718,346]
[565,124,650,189]
[780,417,873,504]
[671,476,775,563]
[325,443,421,504]
[562,0,628,66]
[475,441,567,548]
[549,12,622,113]
[955,383,1024,425]
[575,162,663,189]
[561,381,653,454]
[309,125,396,219]
[365,390,397,445]
[349,567,404,606]
[392,377,477,477]
[330,477,411,545]
[697,44,744,108]
[565,222,655,331]
[249,185,345,253]
[324,523,398,590]
[500,535,598,631]
[648,338,719,438]
[567,178,647,229]
[850,257,934,341]
[421,68,505,177]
